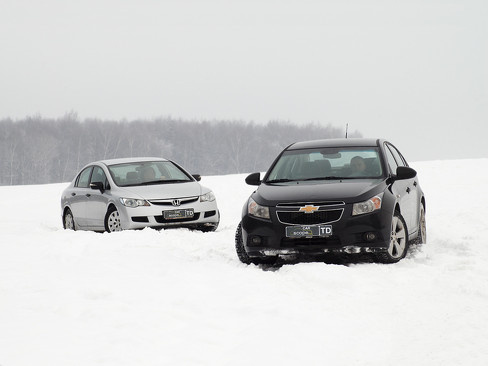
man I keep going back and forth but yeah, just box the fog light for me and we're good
[250,236,262,246]
[364,232,377,242]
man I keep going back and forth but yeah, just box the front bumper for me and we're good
[241,205,392,259]
[117,200,219,230]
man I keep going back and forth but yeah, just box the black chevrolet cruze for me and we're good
[235,138,426,264]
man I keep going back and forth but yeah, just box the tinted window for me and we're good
[76,167,92,188]
[108,161,192,187]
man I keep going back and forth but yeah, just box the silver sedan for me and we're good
[61,157,219,232]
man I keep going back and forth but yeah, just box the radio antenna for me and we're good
[345,123,349,138]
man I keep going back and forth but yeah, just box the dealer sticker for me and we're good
[285,225,332,238]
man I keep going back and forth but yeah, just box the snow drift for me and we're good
[1,159,487,366]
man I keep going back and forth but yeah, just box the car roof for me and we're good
[287,138,383,150]
[93,157,169,166]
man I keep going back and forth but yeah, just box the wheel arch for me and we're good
[62,205,72,217]
[106,202,118,213]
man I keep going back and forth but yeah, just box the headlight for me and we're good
[200,191,216,202]
[248,197,270,219]
[119,198,150,208]
[352,193,383,216]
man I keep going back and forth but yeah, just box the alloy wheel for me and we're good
[107,210,122,232]
[389,216,407,259]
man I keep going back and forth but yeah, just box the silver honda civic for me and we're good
[61,157,219,232]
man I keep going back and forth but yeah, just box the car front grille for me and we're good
[149,197,199,206]
[276,201,344,207]
[277,209,343,225]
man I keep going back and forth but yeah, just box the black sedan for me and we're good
[235,138,426,264]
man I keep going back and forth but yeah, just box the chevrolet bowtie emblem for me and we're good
[299,205,319,214]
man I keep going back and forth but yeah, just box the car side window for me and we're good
[90,166,108,188]
[388,144,408,167]
[384,146,399,175]
[76,167,93,188]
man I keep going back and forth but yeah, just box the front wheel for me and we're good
[198,226,218,232]
[104,206,122,233]
[235,223,252,264]
[376,211,409,263]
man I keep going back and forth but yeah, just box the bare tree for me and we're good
[0,116,352,185]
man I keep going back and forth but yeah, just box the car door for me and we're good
[85,165,111,229]
[70,166,93,227]
[385,143,418,233]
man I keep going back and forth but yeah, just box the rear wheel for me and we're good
[63,208,76,230]
[412,204,426,244]
[104,206,122,232]
[376,211,409,263]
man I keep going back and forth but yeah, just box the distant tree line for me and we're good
[0,114,360,185]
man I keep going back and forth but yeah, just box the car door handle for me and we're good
[413,181,418,187]
[85,194,91,197]
[71,193,76,196]
[406,187,411,194]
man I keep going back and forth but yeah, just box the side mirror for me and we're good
[90,181,105,193]
[245,172,261,186]
[395,166,417,180]
[192,174,201,182]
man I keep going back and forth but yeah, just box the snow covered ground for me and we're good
[1,159,487,366]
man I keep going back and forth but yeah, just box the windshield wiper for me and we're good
[265,178,297,183]
[140,179,190,185]
[303,176,354,181]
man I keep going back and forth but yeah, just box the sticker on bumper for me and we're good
[285,225,332,238]
[163,209,194,220]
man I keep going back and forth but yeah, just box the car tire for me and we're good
[376,211,409,263]
[412,204,426,245]
[63,208,76,230]
[104,206,122,233]
[198,223,219,232]
[235,222,253,264]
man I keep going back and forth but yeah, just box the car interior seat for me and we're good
[126,171,139,184]
[364,158,381,176]
[299,160,331,179]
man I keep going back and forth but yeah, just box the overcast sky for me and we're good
[1,0,486,162]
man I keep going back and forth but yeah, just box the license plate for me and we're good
[285,225,332,238]
[164,209,194,220]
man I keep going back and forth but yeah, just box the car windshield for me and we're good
[107,161,192,187]
[265,147,384,182]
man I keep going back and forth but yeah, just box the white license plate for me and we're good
[285,225,332,238]
[163,209,194,220]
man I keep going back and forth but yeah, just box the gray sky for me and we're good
[1,0,487,162]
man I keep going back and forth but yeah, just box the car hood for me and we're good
[254,179,386,205]
[115,182,203,200]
